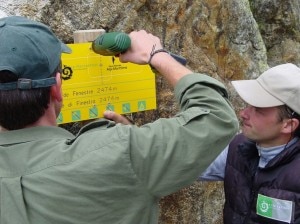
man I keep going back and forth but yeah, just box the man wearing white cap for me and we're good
[200,63,300,224]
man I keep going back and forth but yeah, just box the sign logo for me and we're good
[260,201,269,213]
[62,65,73,80]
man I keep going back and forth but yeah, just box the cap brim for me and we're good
[231,80,284,107]
[61,42,72,54]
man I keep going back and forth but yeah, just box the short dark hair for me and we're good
[278,105,300,137]
[0,65,61,130]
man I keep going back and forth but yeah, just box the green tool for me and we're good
[92,32,187,65]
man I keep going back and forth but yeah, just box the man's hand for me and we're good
[103,111,133,125]
[119,30,163,65]
[119,30,192,87]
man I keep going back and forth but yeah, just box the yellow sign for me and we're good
[58,43,156,124]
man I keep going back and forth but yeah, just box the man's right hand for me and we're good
[119,30,192,87]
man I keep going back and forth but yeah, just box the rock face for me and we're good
[251,0,300,67]
[1,0,300,223]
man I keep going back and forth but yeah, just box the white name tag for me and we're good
[256,194,294,223]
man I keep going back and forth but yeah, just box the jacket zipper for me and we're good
[243,167,259,224]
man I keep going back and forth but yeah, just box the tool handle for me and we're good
[92,32,187,65]
[92,32,131,56]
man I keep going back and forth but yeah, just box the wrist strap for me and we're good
[148,44,169,64]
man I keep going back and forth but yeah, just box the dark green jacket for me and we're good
[0,73,238,224]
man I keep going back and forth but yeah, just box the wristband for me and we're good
[148,45,169,64]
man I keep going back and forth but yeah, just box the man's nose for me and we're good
[239,106,250,118]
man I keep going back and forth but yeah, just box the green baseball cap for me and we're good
[0,16,71,90]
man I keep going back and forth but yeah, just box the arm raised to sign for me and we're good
[119,30,192,87]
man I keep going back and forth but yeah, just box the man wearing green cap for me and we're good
[0,16,238,223]
[200,63,300,223]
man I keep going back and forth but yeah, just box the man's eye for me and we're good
[254,107,263,114]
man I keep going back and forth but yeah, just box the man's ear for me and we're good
[282,118,300,134]
[50,72,63,102]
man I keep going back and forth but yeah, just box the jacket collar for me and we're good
[0,126,74,146]
[257,137,299,168]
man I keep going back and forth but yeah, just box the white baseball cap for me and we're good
[231,63,300,114]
